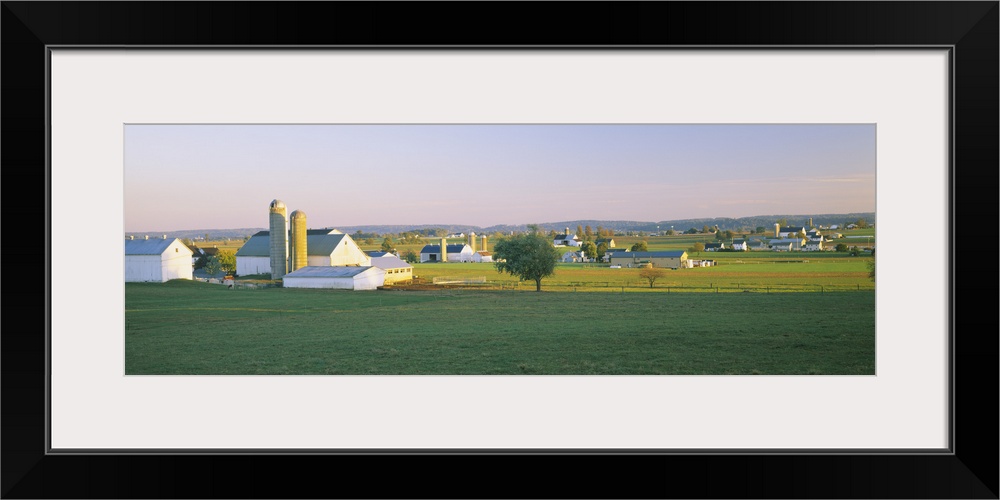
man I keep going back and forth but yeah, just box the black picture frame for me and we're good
[3,2,997,498]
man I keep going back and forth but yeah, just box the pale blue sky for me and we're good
[124,124,875,231]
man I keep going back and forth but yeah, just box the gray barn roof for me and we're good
[236,233,353,257]
[125,238,186,255]
[607,251,687,258]
[419,244,470,254]
[283,266,380,278]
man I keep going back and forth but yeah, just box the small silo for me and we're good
[440,237,448,262]
[808,217,813,228]
[469,231,476,252]
[269,199,288,279]
[774,223,781,238]
[289,209,308,272]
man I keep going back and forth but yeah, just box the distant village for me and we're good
[125,200,872,290]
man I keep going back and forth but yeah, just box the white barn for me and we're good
[420,243,474,263]
[282,266,386,290]
[236,229,369,276]
[125,237,193,282]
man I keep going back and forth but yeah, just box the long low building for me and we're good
[281,266,386,290]
[370,256,413,284]
[606,250,688,269]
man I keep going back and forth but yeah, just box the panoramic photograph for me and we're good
[124,124,876,375]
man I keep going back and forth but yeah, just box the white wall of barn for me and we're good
[125,255,164,282]
[237,256,270,276]
[161,249,193,281]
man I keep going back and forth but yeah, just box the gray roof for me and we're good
[419,244,470,254]
[370,256,412,270]
[249,229,339,238]
[780,226,806,232]
[366,251,394,257]
[125,238,187,255]
[283,266,381,278]
[607,251,686,258]
[236,233,354,257]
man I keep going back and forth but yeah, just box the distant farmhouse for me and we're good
[594,238,616,248]
[125,236,193,282]
[769,238,804,252]
[606,250,688,269]
[553,228,582,247]
[704,242,725,252]
[775,224,807,238]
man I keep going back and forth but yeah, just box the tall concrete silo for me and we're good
[481,235,487,252]
[289,209,308,272]
[469,232,476,252]
[440,237,448,262]
[774,223,781,238]
[269,199,288,279]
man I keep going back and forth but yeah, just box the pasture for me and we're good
[125,280,875,375]
[410,257,874,293]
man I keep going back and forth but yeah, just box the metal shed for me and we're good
[281,266,386,290]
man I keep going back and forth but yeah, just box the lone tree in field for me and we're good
[492,225,561,291]
[638,267,666,288]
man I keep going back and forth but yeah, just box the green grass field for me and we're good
[125,280,875,375]
[410,257,873,292]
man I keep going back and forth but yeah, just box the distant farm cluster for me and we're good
[125,200,873,289]
[125,199,413,290]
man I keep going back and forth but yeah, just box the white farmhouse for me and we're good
[553,230,582,247]
[472,251,493,263]
[125,237,193,282]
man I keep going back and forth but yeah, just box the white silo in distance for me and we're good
[269,199,288,279]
